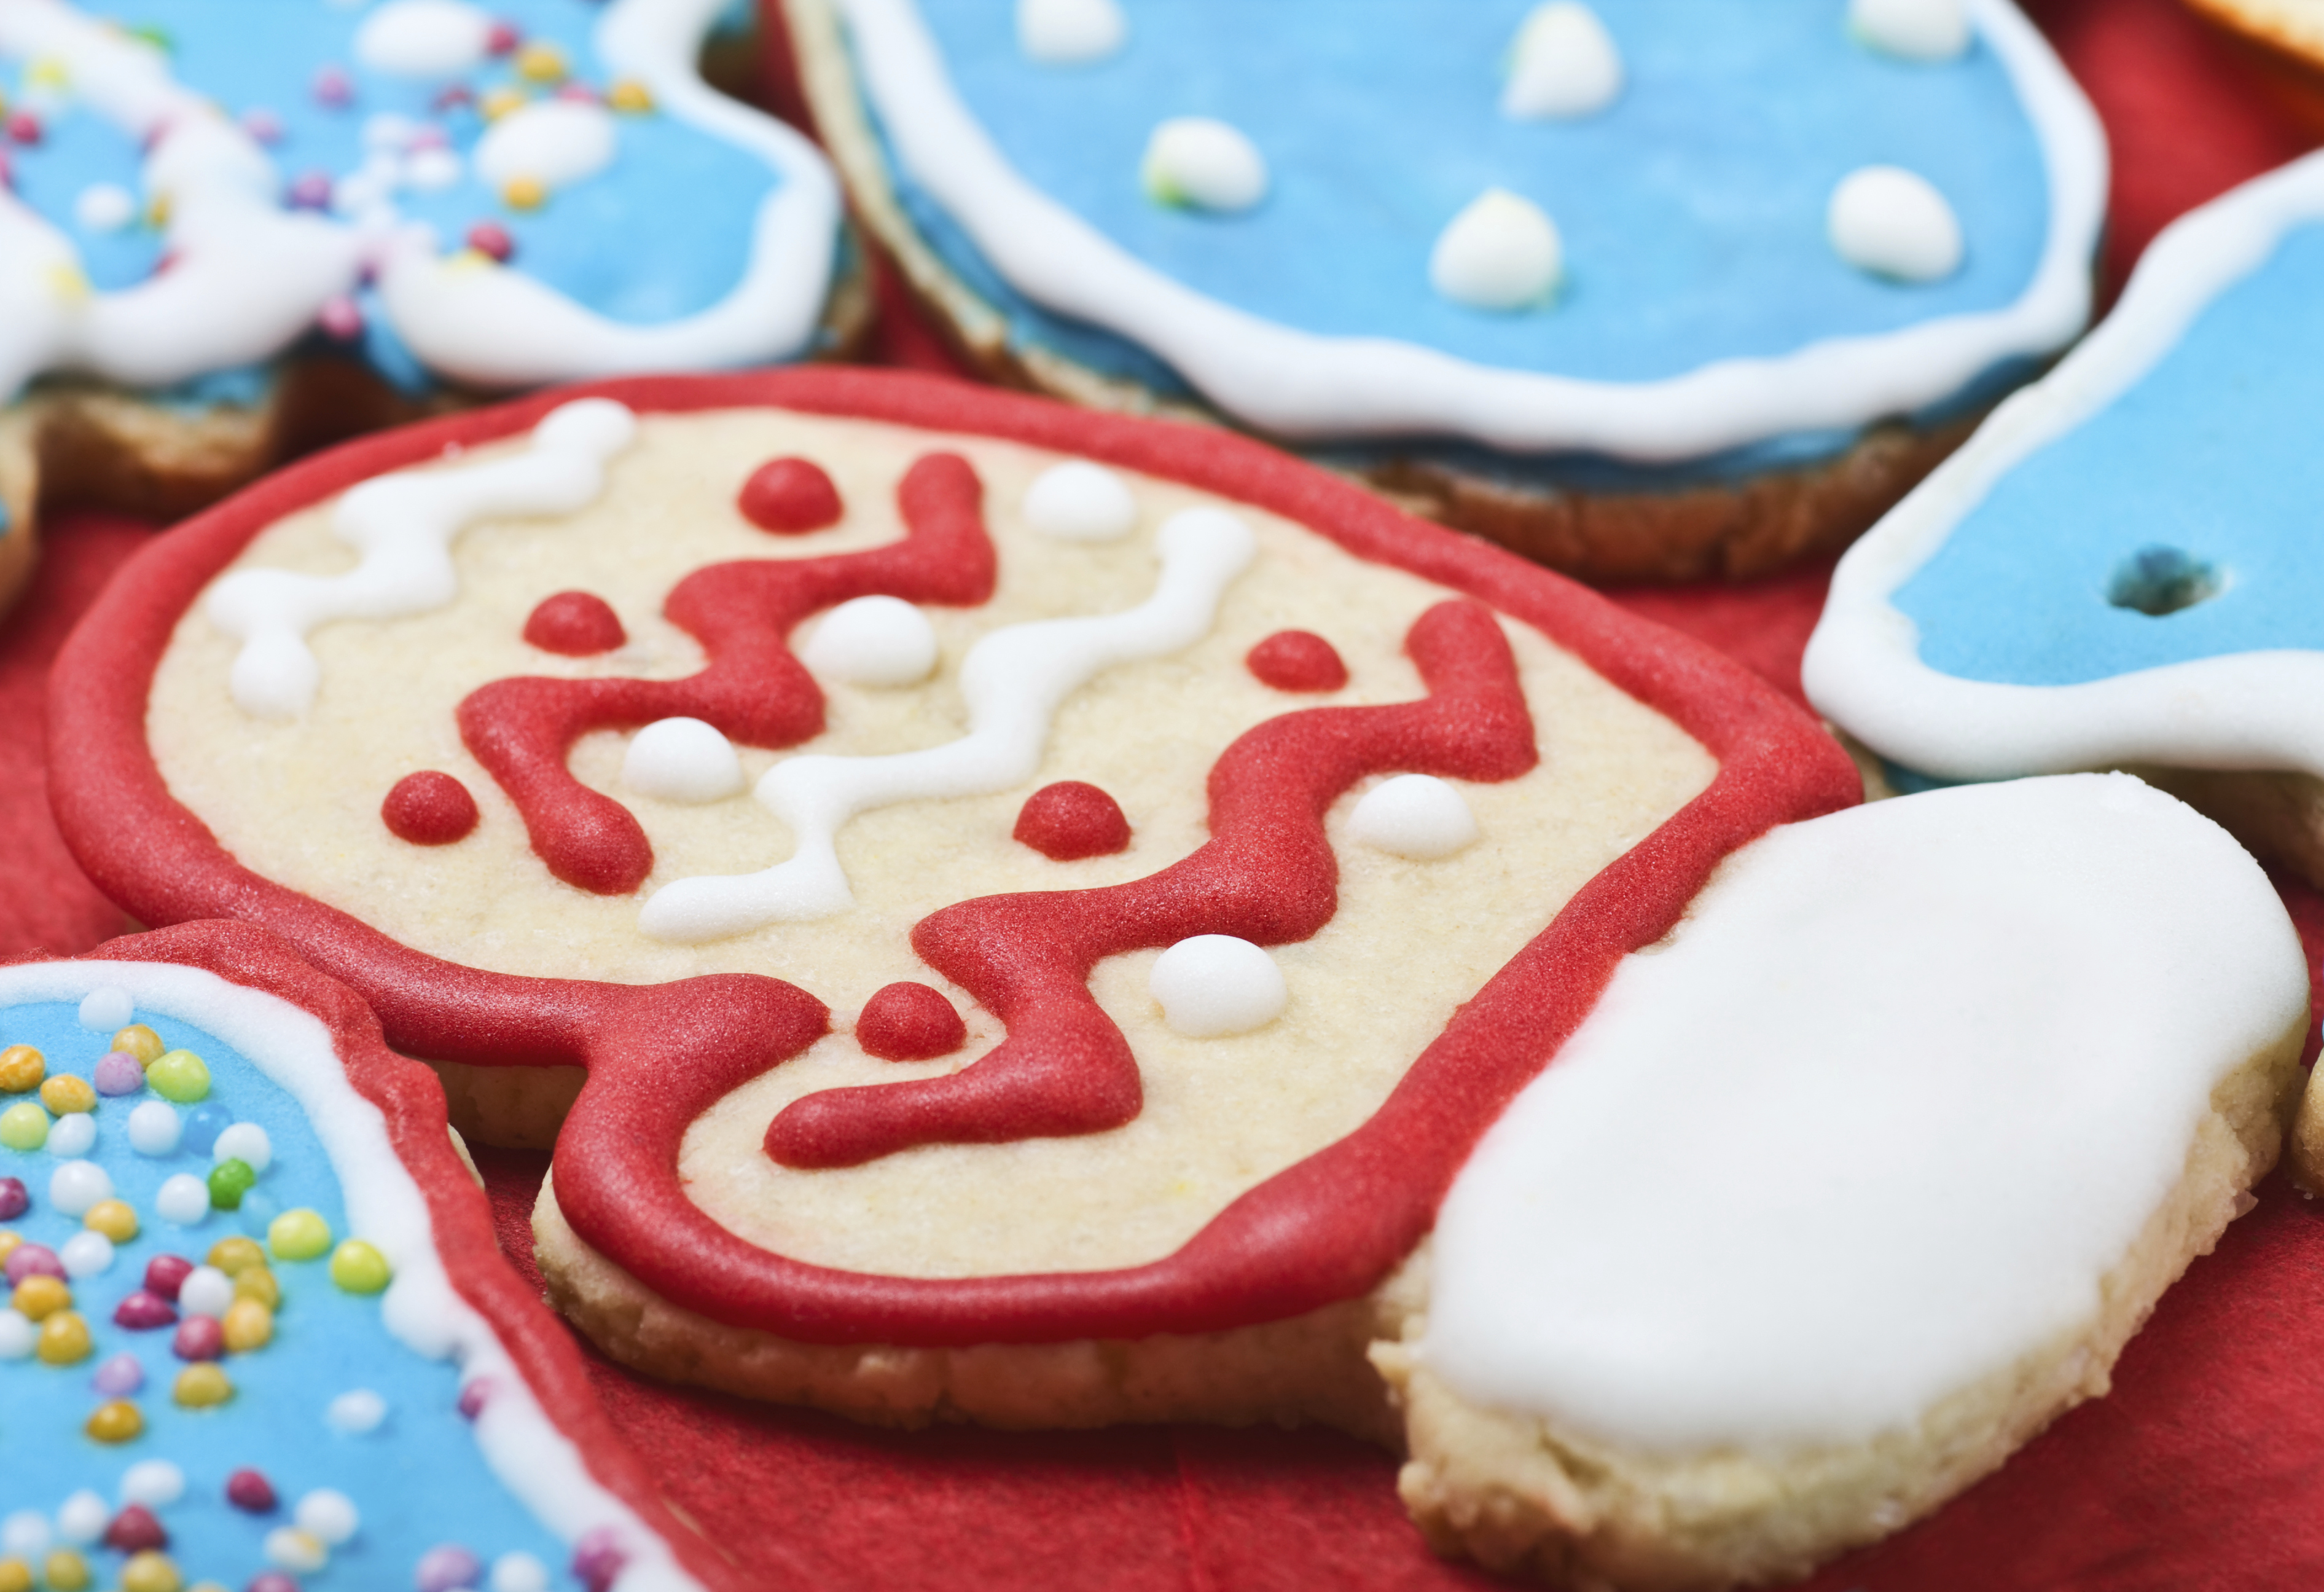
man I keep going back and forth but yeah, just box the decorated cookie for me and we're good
[0,0,857,614]
[45,370,2298,1583]
[780,0,2105,581]
[0,920,721,1592]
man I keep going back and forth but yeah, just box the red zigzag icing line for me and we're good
[765,598,1538,1169]
[456,453,998,895]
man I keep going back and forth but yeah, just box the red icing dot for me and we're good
[1246,630,1348,692]
[1012,781,1132,862]
[856,983,968,1062]
[738,457,843,533]
[382,772,480,846]
[523,590,625,656]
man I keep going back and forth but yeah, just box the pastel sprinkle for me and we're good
[77,987,133,1031]
[147,1051,210,1104]
[417,1544,483,1592]
[234,1265,280,1309]
[38,1074,93,1115]
[37,1309,92,1365]
[113,1291,176,1331]
[55,1493,106,1543]
[330,1238,392,1294]
[92,1350,145,1394]
[326,1388,387,1434]
[44,1548,91,1590]
[514,41,566,82]
[119,1550,181,1592]
[182,1104,230,1158]
[294,1491,359,1547]
[262,1527,325,1574]
[0,1178,23,1219]
[109,1026,164,1067]
[0,1559,26,1592]
[122,1460,187,1507]
[4,1242,62,1284]
[92,1052,146,1096]
[173,1362,233,1408]
[127,1102,182,1156]
[571,1526,625,1591]
[58,1230,112,1279]
[213,1122,272,1174]
[85,1198,138,1242]
[178,1265,232,1317]
[226,1468,278,1512]
[0,1516,43,1563]
[12,1274,68,1319]
[491,1552,552,1592]
[0,1102,49,1151]
[207,1236,265,1276]
[144,1253,193,1300]
[49,1159,111,1216]
[0,1311,31,1358]
[154,1175,209,1226]
[206,1158,256,1210]
[268,1208,333,1262]
[45,1112,95,1158]
[102,1505,165,1553]
[0,1046,42,1092]
[173,1315,224,1362]
[221,1297,273,1354]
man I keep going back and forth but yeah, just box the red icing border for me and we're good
[17,920,735,1590]
[47,369,1859,1346]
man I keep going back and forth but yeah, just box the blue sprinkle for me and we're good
[182,1102,232,1158]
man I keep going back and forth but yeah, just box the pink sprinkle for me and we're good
[93,1052,144,1096]
[4,1244,63,1285]
[432,84,475,113]
[144,1253,194,1300]
[248,1574,300,1592]
[103,1503,167,1554]
[6,110,41,146]
[0,1176,25,1221]
[464,222,514,263]
[487,20,521,55]
[0,151,14,190]
[313,65,354,108]
[242,108,285,144]
[409,123,452,151]
[173,1314,224,1363]
[572,1527,627,1592]
[318,295,364,340]
[113,1291,178,1331]
[456,1376,496,1419]
[555,82,598,103]
[226,1468,278,1513]
[288,170,334,211]
[92,1352,144,1397]
[417,1544,484,1592]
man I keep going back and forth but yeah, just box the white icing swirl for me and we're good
[1140,117,1268,214]
[638,507,1257,942]
[1429,189,1563,312]
[1828,165,1965,282]
[1502,2,1624,120]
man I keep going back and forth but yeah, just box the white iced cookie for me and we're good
[1140,117,1268,213]
[1851,0,1973,61]
[1502,2,1624,120]
[1430,190,1564,312]
[1379,774,2307,1591]
[1829,165,1965,282]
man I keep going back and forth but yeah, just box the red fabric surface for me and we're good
[7,1,2324,1585]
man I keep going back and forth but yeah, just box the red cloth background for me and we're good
[9,2,2324,1585]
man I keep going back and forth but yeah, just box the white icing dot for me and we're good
[1430,189,1563,312]
[126,1102,182,1160]
[1148,935,1288,1038]
[48,1159,111,1216]
[73,182,136,233]
[120,1459,186,1507]
[354,0,496,77]
[295,1489,361,1546]
[0,1510,49,1558]
[0,1311,33,1361]
[490,1552,553,1592]
[799,596,941,688]
[60,1231,114,1279]
[45,1112,96,1158]
[155,1173,211,1226]
[57,1491,108,1545]
[179,1265,234,1319]
[229,630,323,722]
[77,986,133,1030]
[403,145,464,192]
[1022,460,1138,542]
[1503,2,1624,120]
[1018,0,1126,63]
[1348,774,1481,860]
[327,1388,389,1434]
[1828,165,1964,282]
[475,98,618,194]
[1141,117,1267,213]
[1850,0,1971,60]
[620,718,746,804]
[214,1121,273,1174]
[265,1527,331,1574]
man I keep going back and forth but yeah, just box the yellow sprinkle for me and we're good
[0,1556,29,1592]
[145,192,171,228]
[206,1235,267,1276]
[27,57,69,90]
[43,1550,90,1592]
[514,41,566,82]
[233,1265,280,1309]
[329,1239,392,1295]
[480,85,528,122]
[84,1399,142,1444]
[173,1362,233,1408]
[608,79,653,114]
[502,176,547,211]
[448,248,498,273]
[0,1233,20,1266]
[111,1024,165,1065]
[0,1103,47,1152]
[12,1274,69,1322]
[37,1309,92,1365]
[0,1046,43,1092]
[221,1296,273,1354]
[268,1209,334,1263]
[39,1073,94,1115]
[86,1198,139,1243]
[120,1550,183,1592]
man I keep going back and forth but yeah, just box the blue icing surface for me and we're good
[880,0,2051,418]
[0,999,573,1588]
[1893,222,2324,687]
[2,0,780,396]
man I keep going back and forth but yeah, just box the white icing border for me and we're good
[836,0,2106,461]
[0,960,702,1592]
[1804,150,2324,779]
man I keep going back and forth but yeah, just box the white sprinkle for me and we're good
[155,1172,211,1227]
[1850,0,1971,60]
[128,1101,182,1156]
[1022,461,1138,543]
[179,1265,235,1319]
[354,0,496,77]
[1017,0,1125,63]
[799,596,941,688]
[0,1510,49,1558]
[295,1489,361,1547]
[620,718,747,804]
[403,145,464,192]
[0,1311,34,1360]
[46,1112,96,1158]
[327,1388,389,1435]
[59,1231,115,1279]
[77,986,135,1031]
[57,1491,109,1545]
[1148,935,1288,1038]
[120,1459,187,1508]
[475,98,618,194]
[1430,189,1563,311]
[490,1552,553,1592]
[265,1527,331,1574]
[214,1121,274,1174]
[72,184,137,233]
[48,1159,111,1216]
[1349,774,1482,859]
[1503,2,1624,120]
[362,112,421,154]
[1828,165,1964,282]
[1141,117,1267,213]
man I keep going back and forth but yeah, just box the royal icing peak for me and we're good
[1426,774,2303,1451]
[206,398,635,720]
[637,504,1258,943]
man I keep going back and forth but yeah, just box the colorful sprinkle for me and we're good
[416,1543,482,1592]
[233,1264,280,1308]
[154,1175,208,1226]
[46,1112,95,1158]
[0,1046,43,1092]
[226,1468,278,1513]
[54,1493,105,1544]
[502,175,547,211]
[465,221,514,262]
[319,294,364,340]
[146,1051,210,1104]
[36,1309,90,1364]
[4,1242,61,1285]
[486,18,521,54]
[206,1159,256,1211]
[110,1025,164,1067]
[127,1102,182,1157]
[491,1552,552,1592]
[480,86,528,122]
[144,1253,193,1300]
[102,1504,166,1553]
[178,1265,232,1318]
[92,1052,146,1096]
[221,1298,273,1354]
[172,1306,226,1360]
[38,1074,95,1115]
[85,1197,138,1242]
[48,1160,111,1216]
[0,1310,32,1358]
[294,1491,359,1547]
[312,65,353,108]
[92,1350,145,1395]
[0,1558,28,1592]
[0,1102,49,1151]
[262,1527,325,1574]
[114,1290,177,1331]
[0,1233,16,1266]
[173,1363,232,1408]
[122,1461,186,1507]
[57,1231,112,1279]
[212,1122,272,1174]
[182,1104,230,1158]
[608,79,652,114]
[119,1550,181,1592]
[268,1209,333,1262]
[0,1178,23,1220]
[514,41,566,82]
[330,1239,392,1295]
[327,1388,387,1433]
[207,1236,265,1276]
[43,1549,91,1590]
[571,1526,626,1592]
[12,1274,68,1320]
